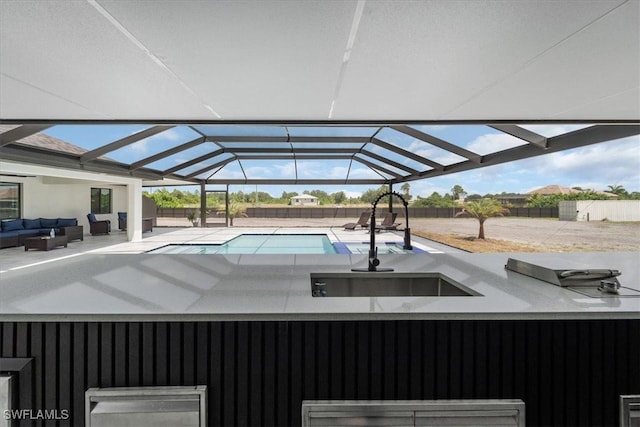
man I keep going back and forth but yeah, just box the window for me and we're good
[0,182,21,219]
[91,188,112,214]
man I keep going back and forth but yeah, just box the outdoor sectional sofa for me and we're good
[0,217,82,248]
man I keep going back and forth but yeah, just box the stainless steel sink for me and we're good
[310,272,482,297]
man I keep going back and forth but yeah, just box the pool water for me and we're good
[340,242,424,254]
[149,234,338,254]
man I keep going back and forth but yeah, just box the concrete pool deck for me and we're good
[161,216,640,251]
[0,226,456,272]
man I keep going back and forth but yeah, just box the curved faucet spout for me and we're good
[352,190,412,272]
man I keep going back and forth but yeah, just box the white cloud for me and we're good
[127,128,185,154]
[244,166,275,179]
[406,180,453,197]
[426,135,640,195]
[521,136,640,190]
[296,161,350,179]
[295,160,389,180]
[416,149,466,165]
[407,140,424,152]
[347,167,383,179]
[212,168,245,179]
[273,162,296,178]
[172,157,188,164]
[416,125,450,132]
[343,190,363,198]
[326,166,350,180]
[519,124,592,138]
[129,142,149,153]
[466,133,526,155]
[404,139,467,165]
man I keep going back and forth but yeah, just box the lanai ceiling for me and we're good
[1,1,639,186]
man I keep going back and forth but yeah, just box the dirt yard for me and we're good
[157,216,639,253]
[409,217,639,252]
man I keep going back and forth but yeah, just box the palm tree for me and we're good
[455,198,509,239]
[607,184,627,196]
[400,183,411,200]
[450,184,466,201]
[186,210,199,226]
[227,201,248,226]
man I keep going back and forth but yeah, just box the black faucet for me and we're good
[352,191,412,272]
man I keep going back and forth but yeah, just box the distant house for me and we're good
[528,185,582,196]
[527,185,618,199]
[290,195,319,206]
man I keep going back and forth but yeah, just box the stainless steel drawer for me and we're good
[85,386,207,427]
[302,400,525,427]
[308,410,413,426]
[621,395,640,427]
[415,409,522,426]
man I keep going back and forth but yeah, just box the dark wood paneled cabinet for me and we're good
[1,319,638,426]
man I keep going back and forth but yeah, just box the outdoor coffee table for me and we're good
[24,235,68,251]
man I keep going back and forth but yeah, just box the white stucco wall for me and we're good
[2,175,126,230]
[1,161,141,236]
[559,200,640,221]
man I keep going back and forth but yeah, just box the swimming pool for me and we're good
[149,234,338,254]
[338,242,426,254]
[148,234,427,255]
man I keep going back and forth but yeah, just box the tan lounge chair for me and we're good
[375,212,400,232]
[343,211,370,230]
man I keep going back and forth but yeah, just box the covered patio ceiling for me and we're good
[1,1,639,186]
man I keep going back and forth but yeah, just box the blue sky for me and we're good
[43,125,640,198]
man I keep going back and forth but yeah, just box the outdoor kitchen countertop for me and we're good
[1,251,638,321]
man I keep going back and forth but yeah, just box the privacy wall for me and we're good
[157,206,560,219]
[559,200,640,221]
[1,319,638,427]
